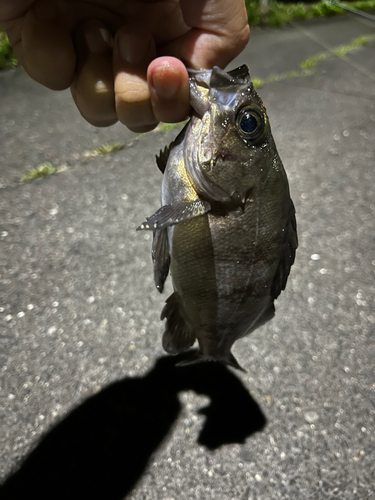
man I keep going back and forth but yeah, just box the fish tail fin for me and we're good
[224,352,247,372]
[161,293,196,354]
[175,351,208,368]
[176,350,246,372]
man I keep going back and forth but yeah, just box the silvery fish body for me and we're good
[138,65,297,370]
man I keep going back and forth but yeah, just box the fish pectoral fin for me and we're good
[152,228,170,293]
[137,200,211,231]
[161,293,196,354]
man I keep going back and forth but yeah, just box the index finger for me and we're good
[161,0,250,69]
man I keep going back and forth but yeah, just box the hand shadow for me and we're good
[0,351,266,500]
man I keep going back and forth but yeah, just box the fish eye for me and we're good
[236,107,265,139]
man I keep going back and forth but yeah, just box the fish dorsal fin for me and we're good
[210,66,251,90]
[227,65,251,84]
[156,142,173,174]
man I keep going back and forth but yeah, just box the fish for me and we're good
[138,65,297,370]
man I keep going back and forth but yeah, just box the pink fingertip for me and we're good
[148,57,188,80]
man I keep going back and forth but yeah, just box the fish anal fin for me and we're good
[156,143,173,174]
[137,200,211,231]
[152,228,170,293]
[161,293,195,354]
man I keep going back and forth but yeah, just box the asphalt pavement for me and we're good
[1,13,375,500]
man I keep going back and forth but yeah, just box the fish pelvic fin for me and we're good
[152,228,170,293]
[176,350,246,372]
[161,293,196,354]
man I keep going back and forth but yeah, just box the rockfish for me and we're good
[138,65,297,370]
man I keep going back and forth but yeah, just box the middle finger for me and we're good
[113,27,158,133]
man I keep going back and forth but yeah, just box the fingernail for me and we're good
[151,66,180,100]
[33,0,58,20]
[119,33,150,65]
[85,26,113,54]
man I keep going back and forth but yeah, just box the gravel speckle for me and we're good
[305,411,319,424]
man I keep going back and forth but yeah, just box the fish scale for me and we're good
[171,217,217,330]
[138,65,297,370]
[209,174,289,337]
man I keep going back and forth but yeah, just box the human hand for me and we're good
[0,0,250,132]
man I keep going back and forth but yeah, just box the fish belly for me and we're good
[169,215,218,334]
[209,199,280,324]
[169,198,281,357]
[208,199,282,342]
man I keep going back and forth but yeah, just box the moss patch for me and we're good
[252,77,266,89]
[331,34,375,56]
[0,30,17,69]
[253,33,375,88]
[299,53,329,70]
[246,0,375,27]
[84,142,124,158]
[21,162,62,182]
[155,121,189,133]
[299,34,375,68]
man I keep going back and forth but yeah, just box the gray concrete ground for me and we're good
[1,13,375,500]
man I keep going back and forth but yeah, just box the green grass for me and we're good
[350,0,375,7]
[22,143,125,181]
[0,29,17,69]
[21,162,61,182]
[253,33,375,88]
[253,69,308,88]
[300,33,375,68]
[299,53,329,70]
[155,121,188,133]
[331,34,375,56]
[246,0,375,27]
[84,142,124,158]
[252,77,266,89]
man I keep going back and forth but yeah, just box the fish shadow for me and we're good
[0,351,266,500]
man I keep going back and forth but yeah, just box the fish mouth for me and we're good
[185,65,255,207]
